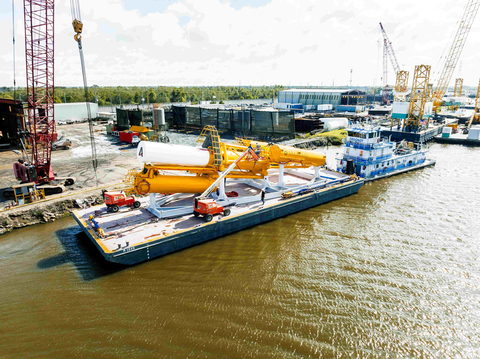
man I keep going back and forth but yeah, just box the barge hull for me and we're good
[73,180,363,265]
[363,159,436,183]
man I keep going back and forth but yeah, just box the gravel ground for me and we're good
[0,122,199,203]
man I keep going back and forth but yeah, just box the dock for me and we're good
[380,123,445,143]
[433,134,480,146]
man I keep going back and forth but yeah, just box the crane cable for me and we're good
[70,0,98,187]
[12,0,16,103]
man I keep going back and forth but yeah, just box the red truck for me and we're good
[193,198,231,222]
[104,191,141,212]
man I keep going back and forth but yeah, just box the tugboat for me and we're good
[335,124,435,182]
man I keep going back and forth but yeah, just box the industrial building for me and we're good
[0,99,25,148]
[277,89,366,110]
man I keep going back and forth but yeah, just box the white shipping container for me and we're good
[54,102,99,122]
[274,103,289,110]
[323,118,349,131]
[317,104,333,111]
[467,126,480,140]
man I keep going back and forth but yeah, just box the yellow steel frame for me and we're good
[428,83,434,101]
[467,78,480,128]
[395,70,409,94]
[454,78,463,97]
[406,65,431,131]
[433,0,480,111]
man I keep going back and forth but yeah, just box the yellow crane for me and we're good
[432,0,480,112]
[467,78,480,128]
[453,78,464,97]
[405,65,431,132]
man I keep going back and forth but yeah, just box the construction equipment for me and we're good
[453,78,464,97]
[379,22,401,105]
[126,126,326,196]
[71,0,98,186]
[394,70,409,102]
[11,183,45,206]
[405,65,431,132]
[467,78,480,128]
[8,0,75,198]
[193,146,258,222]
[432,0,480,112]
[103,191,141,213]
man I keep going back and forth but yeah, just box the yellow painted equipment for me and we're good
[432,0,480,112]
[135,175,216,195]
[265,145,325,167]
[127,126,327,195]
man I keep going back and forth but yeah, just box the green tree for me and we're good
[148,90,156,104]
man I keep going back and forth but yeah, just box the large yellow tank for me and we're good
[266,145,326,167]
[135,175,215,195]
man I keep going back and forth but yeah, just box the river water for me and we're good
[1,143,479,358]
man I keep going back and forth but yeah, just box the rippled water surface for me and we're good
[1,144,479,358]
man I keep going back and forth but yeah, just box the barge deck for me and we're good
[73,170,363,265]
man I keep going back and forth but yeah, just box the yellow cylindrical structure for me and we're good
[267,145,326,166]
[135,175,215,195]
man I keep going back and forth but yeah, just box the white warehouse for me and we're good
[54,102,98,122]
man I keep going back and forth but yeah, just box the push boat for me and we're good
[73,126,363,265]
[335,125,436,182]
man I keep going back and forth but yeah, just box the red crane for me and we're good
[379,22,401,105]
[23,0,56,182]
[11,0,75,197]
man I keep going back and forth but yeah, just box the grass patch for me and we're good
[309,129,347,145]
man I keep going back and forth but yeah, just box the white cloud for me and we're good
[1,0,479,88]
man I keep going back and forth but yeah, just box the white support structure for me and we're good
[217,172,227,201]
[277,164,286,188]
[145,167,347,220]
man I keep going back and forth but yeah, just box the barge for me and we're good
[73,125,364,265]
[73,169,362,265]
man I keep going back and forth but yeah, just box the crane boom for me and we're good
[467,78,480,128]
[24,0,56,181]
[433,0,480,109]
[379,22,401,75]
[71,0,98,186]
[379,22,401,104]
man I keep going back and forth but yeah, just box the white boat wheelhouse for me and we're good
[336,125,427,179]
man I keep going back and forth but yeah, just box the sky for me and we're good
[1,0,479,89]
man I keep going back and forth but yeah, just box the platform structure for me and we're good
[434,133,480,146]
[73,169,363,265]
[381,123,444,143]
[146,166,329,220]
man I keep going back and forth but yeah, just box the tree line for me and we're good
[0,85,285,106]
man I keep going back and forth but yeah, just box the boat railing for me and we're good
[345,142,375,150]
